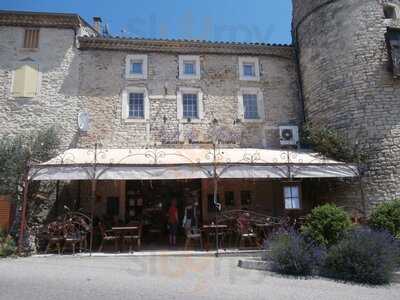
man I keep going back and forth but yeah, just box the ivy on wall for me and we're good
[301,122,368,164]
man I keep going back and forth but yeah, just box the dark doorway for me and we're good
[125,180,201,249]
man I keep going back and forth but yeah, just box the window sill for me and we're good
[239,76,260,81]
[125,75,147,80]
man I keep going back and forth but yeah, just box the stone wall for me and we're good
[293,0,400,212]
[77,50,301,148]
[0,25,301,151]
[0,26,81,149]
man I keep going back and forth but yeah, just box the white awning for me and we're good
[30,148,358,181]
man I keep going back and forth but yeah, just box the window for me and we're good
[243,63,255,77]
[387,28,400,77]
[243,94,259,119]
[238,88,264,122]
[121,87,149,122]
[384,4,398,19]
[23,29,40,49]
[182,93,198,119]
[224,191,235,206]
[179,55,200,79]
[128,93,145,119]
[12,64,40,98]
[177,87,203,121]
[125,55,148,79]
[239,57,260,81]
[283,186,301,210]
[184,60,196,75]
[240,191,252,206]
[130,60,143,75]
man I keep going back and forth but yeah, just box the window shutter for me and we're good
[12,64,39,98]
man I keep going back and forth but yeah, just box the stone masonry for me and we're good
[293,0,400,211]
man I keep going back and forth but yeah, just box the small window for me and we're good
[243,63,255,77]
[283,186,301,210]
[12,64,40,98]
[179,55,200,79]
[238,88,264,122]
[224,191,235,206]
[240,191,252,206]
[182,93,198,119]
[128,93,145,119]
[384,4,398,19]
[23,29,40,49]
[130,60,143,75]
[125,55,147,79]
[243,94,259,119]
[184,60,196,75]
[239,57,260,81]
[122,87,149,122]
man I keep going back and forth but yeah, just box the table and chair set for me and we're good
[42,208,306,254]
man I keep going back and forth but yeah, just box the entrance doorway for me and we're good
[125,180,202,249]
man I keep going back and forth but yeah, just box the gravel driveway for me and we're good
[0,256,398,300]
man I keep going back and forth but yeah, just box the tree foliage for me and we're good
[369,199,400,239]
[0,127,60,198]
[301,122,367,163]
[301,204,352,247]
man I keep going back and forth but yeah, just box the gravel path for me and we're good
[0,256,398,300]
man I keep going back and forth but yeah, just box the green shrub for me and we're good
[301,204,352,247]
[265,229,326,276]
[323,227,399,285]
[0,229,16,257]
[369,199,400,239]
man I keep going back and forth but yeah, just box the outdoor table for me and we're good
[111,226,139,252]
[202,224,228,251]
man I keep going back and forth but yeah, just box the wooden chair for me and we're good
[62,221,81,255]
[98,222,119,252]
[122,224,142,252]
[236,214,258,249]
[45,221,64,254]
[184,226,203,250]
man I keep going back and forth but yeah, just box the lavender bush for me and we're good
[265,229,326,276]
[323,227,399,285]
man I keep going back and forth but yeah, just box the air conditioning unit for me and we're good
[279,125,299,147]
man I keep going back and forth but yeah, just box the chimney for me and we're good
[93,16,102,33]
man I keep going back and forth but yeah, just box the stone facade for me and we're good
[0,26,82,149]
[293,0,400,211]
[77,50,301,148]
[0,22,302,151]
[3,4,400,215]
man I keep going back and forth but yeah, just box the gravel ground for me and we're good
[0,256,399,300]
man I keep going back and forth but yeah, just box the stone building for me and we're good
[0,3,398,244]
[292,0,400,212]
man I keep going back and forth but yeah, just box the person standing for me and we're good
[167,199,178,247]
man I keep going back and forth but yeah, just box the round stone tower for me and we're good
[292,0,400,212]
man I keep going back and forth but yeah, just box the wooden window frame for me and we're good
[283,184,302,211]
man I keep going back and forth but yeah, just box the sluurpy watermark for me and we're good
[119,9,275,43]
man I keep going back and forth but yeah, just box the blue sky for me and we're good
[1,0,293,44]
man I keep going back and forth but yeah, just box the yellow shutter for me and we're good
[12,64,39,98]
